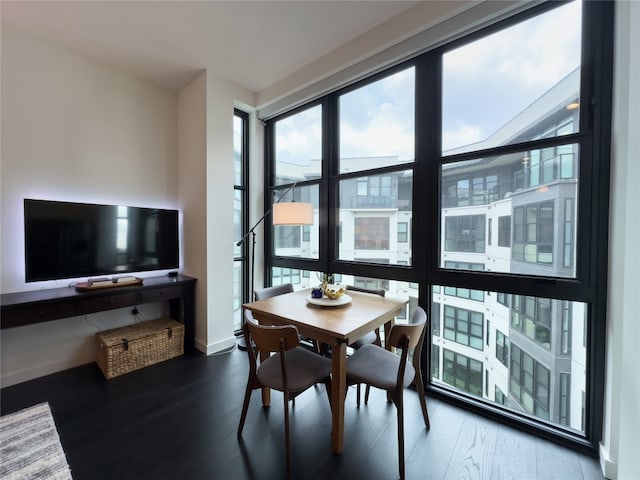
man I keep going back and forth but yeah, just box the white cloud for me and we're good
[442,123,483,152]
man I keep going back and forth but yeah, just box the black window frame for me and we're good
[234,109,249,330]
[263,0,613,454]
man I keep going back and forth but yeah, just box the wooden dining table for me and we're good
[243,288,408,454]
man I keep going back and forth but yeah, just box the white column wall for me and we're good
[600,1,640,479]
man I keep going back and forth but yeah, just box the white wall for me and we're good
[0,25,256,385]
[176,71,255,354]
[600,1,640,479]
[0,26,179,385]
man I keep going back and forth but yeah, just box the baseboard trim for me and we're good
[194,336,236,356]
[599,442,618,479]
[1,354,94,388]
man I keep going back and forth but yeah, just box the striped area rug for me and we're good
[0,402,73,479]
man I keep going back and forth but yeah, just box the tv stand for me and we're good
[0,275,197,352]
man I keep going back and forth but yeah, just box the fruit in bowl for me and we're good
[322,283,345,300]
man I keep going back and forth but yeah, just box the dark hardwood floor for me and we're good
[1,348,604,480]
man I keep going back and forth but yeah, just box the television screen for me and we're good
[24,199,179,282]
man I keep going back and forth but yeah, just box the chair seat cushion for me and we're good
[257,346,331,392]
[347,344,415,390]
[348,331,377,349]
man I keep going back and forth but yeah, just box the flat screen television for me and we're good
[24,199,179,282]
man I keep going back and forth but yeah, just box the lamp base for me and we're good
[235,334,248,351]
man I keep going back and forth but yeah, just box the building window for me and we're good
[561,301,572,355]
[302,225,310,242]
[497,292,509,307]
[432,345,440,380]
[498,216,511,247]
[354,217,389,250]
[272,267,300,286]
[444,215,486,253]
[513,201,554,264]
[559,373,571,426]
[510,344,550,419]
[495,386,506,405]
[496,330,509,367]
[432,302,441,336]
[444,261,485,272]
[443,286,484,302]
[354,277,389,291]
[444,305,484,350]
[486,319,491,346]
[443,349,483,397]
[563,198,574,267]
[398,222,408,243]
[443,174,498,207]
[511,295,552,349]
[488,218,492,246]
[276,226,301,249]
[370,176,392,196]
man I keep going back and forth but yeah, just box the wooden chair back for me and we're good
[387,317,426,350]
[254,283,294,300]
[244,312,300,354]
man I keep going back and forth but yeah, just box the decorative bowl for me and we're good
[322,283,345,300]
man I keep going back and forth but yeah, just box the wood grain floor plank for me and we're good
[0,349,604,480]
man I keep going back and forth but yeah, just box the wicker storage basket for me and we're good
[96,318,184,379]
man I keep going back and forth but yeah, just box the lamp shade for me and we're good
[272,202,314,225]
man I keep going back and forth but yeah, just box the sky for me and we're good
[275,0,582,168]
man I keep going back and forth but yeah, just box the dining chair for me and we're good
[254,283,294,300]
[254,283,320,356]
[345,285,385,403]
[237,310,332,479]
[346,305,431,480]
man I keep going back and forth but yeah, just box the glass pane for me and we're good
[233,189,243,257]
[233,114,243,185]
[432,285,587,434]
[233,261,242,330]
[338,170,412,265]
[272,183,319,259]
[339,67,415,173]
[440,146,579,278]
[275,105,322,186]
[442,1,582,154]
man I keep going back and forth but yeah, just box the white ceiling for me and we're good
[0,1,419,93]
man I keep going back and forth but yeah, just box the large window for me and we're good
[265,0,612,452]
[233,110,248,330]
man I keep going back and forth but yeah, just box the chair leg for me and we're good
[284,392,292,479]
[356,384,361,407]
[414,373,431,430]
[395,390,405,480]
[237,382,253,437]
[365,384,371,404]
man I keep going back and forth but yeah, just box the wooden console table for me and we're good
[0,275,197,352]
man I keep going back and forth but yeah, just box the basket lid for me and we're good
[96,318,182,347]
